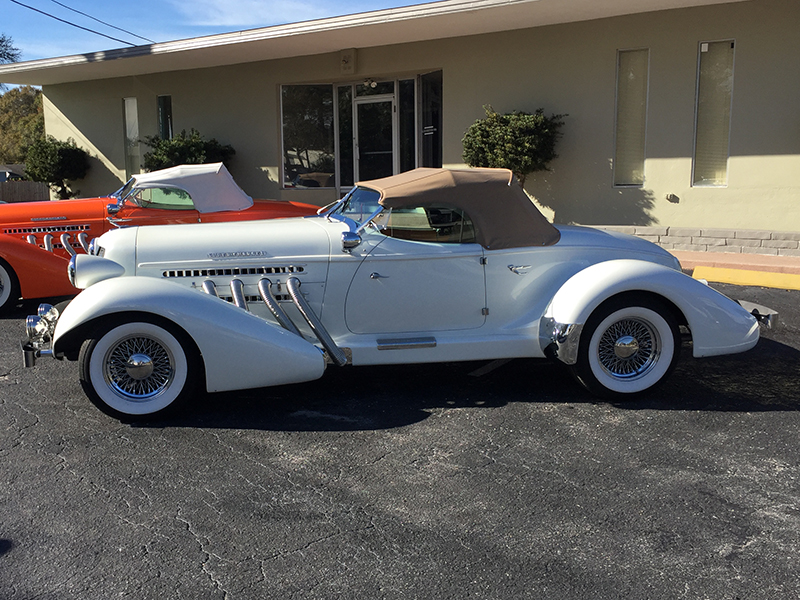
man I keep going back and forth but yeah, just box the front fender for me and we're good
[53,277,326,393]
[0,236,77,299]
[543,259,759,359]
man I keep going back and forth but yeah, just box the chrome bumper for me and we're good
[737,300,779,329]
[21,303,61,367]
[540,317,583,365]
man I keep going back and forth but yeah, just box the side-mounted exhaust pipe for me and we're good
[258,278,302,336]
[230,278,248,310]
[60,233,76,256]
[199,276,348,366]
[286,277,348,367]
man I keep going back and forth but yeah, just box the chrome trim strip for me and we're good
[286,277,348,366]
[258,278,302,336]
[201,280,218,297]
[229,278,248,310]
[376,337,437,351]
[60,233,76,256]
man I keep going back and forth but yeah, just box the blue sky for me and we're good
[5,0,413,62]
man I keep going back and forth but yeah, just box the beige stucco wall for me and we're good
[43,0,800,231]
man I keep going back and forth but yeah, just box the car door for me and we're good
[344,205,487,334]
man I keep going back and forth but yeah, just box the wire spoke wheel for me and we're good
[79,317,199,419]
[104,334,175,400]
[573,296,680,397]
[596,317,660,380]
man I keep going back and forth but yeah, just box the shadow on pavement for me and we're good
[134,335,800,432]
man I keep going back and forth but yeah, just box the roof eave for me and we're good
[0,0,751,86]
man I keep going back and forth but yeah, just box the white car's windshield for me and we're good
[330,187,382,225]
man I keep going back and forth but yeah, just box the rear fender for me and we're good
[53,276,326,392]
[542,259,759,360]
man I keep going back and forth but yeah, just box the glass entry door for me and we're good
[355,97,396,182]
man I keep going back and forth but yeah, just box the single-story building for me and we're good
[1,0,798,255]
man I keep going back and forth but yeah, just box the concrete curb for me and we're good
[671,250,800,290]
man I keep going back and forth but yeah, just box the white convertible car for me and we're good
[23,168,767,419]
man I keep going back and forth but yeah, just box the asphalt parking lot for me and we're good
[1,283,799,599]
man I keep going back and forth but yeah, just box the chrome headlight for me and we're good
[37,303,60,324]
[68,254,126,289]
[26,315,50,343]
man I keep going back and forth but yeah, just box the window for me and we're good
[157,95,173,140]
[693,41,735,186]
[133,187,194,210]
[419,71,443,168]
[614,49,649,186]
[337,85,355,187]
[383,205,476,244]
[398,79,416,173]
[281,85,335,188]
[282,72,443,189]
[123,97,141,179]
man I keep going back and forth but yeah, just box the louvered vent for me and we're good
[5,224,91,235]
[219,293,292,304]
[162,265,305,278]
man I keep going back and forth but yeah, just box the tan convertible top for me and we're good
[359,168,560,250]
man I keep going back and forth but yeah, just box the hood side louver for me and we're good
[5,224,91,235]
[162,265,306,278]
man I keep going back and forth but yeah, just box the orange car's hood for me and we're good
[0,196,108,226]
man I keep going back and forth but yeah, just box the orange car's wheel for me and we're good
[0,258,20,314]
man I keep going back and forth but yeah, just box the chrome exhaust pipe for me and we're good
[77,232,90,253]
[230,278,248,310]
[286,277,348,366]
[60,233,76,256]
[201,280,218,297]
[43,233,54,252]
[258,278,301,336]
[26,234,36,246]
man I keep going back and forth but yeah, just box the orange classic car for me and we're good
[0,163,317,313]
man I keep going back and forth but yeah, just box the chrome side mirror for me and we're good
[107,202,121,216]
[341,231,362,253]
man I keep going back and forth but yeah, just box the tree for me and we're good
[462,105,566,187]
[25,136,90,199]
[0,86,44,163]
[1,34,22,92]
[142,128,235,171]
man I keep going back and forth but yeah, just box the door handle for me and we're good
[369,272,388,279]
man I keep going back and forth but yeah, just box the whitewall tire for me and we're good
[78,317,200,419]
[573,296,680,397]
[0,259,20,314]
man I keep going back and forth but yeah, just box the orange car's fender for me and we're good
[0,236,77,300]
